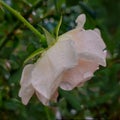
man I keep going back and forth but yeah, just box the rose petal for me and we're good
[60,59,99,90]
[75,14,86,28]
[19,64,34,105]
[35,91,49,105]
[94,28,101,35]
[35,90,58,105]
[47,39,78,71]
[31,39,77,103]
[62,29,106,66]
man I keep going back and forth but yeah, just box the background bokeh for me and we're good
[0,0,120,119]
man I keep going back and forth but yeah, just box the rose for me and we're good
[19,14,106,105]
[19,39,78,105]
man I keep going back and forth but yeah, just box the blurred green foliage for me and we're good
[0,0,120,120]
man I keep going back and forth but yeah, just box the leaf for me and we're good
[55,15,62,40]
[39,25,55,46]
[24,48,44,64]
[59,89,81,111]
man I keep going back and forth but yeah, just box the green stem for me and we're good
[0,1,43,40]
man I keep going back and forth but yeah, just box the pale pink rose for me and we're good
[19,39,78,105]
[19,14,106,105]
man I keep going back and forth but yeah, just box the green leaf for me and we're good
[59,89,81,111]
[39,25,55,46]
[55,15,62,40]
[24,48,44,64]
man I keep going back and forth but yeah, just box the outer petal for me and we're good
[94,28,101,35]
[47,39,78,72]
[35,90,58,105]
[19,64,34,105]
[61,28,106,66]
[60,59,99,90]
[31,39,78,104]
[75,14,86,28]
[59,26,106,90]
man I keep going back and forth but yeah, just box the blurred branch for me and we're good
[0,0,43,49]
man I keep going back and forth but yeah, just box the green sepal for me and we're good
[24,48,44,65]
[39,25,56,46]
[55,15,62,40]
